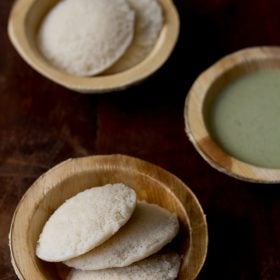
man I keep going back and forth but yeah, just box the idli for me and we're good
[107,0,163,73]
[65,202,179,270]
[67,253,181,280]
[36,183,136,262]
[38,0,135,76]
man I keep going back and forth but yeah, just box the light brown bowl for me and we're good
[9,154,207,280]
[8,0,179,93]
[185,46,280,183]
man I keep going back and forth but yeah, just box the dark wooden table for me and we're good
[1,0,280,279]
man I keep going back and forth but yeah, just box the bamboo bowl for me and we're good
[9,155,207,280]
[185,46,280,183]
[8,0,179,93]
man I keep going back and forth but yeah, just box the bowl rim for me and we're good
[7,0,180,93]
[9,154,208,280]
[185,46,280,183]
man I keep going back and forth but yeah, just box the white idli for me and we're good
[67,253,181,280]
[36,183,137,262]
[107,0,163,73]
[38,0,135,76]
[65,202,179,270]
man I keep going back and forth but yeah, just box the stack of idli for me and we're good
[38,0,163,76]
[36,183,181,279]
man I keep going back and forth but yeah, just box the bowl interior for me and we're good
[10,155,207,280]
[31,170,190,278]
[9,0,179,92]
[25,0,57,58]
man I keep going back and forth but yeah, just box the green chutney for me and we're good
[207,69,280,168]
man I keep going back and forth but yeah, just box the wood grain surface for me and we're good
[1,0,280,279]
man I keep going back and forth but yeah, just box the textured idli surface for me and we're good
[38,0,135,76]
[107,0,163,74]
[65,202,179,270]
[67,253,181,280]
[36,184,136,262]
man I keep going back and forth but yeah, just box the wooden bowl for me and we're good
[8,0,179,93]
[9,155,207,279]
[185,46,280,183]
